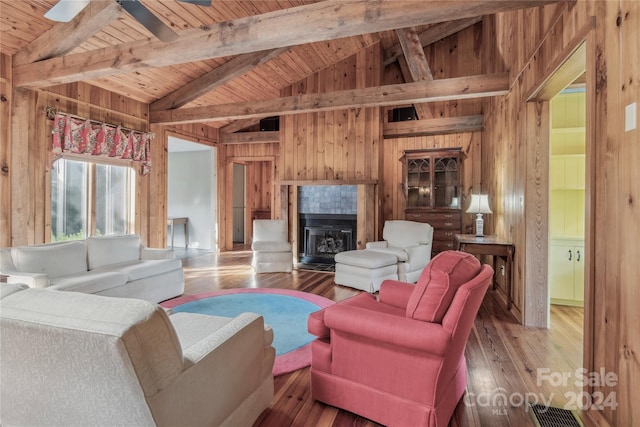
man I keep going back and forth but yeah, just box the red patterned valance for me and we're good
[51,113,152,175]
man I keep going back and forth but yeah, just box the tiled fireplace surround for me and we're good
[298,186,357,264]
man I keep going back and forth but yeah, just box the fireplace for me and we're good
[299,214,357,264]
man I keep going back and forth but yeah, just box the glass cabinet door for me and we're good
[403,148,461,210]
[434,157,459,208]
[407,158,431,207]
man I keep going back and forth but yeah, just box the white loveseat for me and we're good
[0,284,275,427]
[0,234,184,303]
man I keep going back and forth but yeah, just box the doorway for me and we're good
[232,163,246,244]
[167,136,217,253]
[548,87,586,310]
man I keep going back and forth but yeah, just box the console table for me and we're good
[167,217,189,249]
[454,234,515,310]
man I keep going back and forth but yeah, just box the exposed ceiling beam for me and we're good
[383,115,483,138]
[150,73,509,125]
[396,27,434,120]
[396,56,433,120]
[220,118,263,134]
[13,1,124,67]
[220,131,280,144]
[150,48,289,111]
[383,16,483,66]
[396,27,434,81]
[13,0,558,88]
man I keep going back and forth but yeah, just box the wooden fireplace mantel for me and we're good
[279,179,378,186]
[280,183,377,264]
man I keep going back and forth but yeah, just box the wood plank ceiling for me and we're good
[0,0,558,130]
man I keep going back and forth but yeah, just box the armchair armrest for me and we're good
[180,312,270,364]
[324,304,451,356]
[6,273,49,289]
[150,312,275,426]
[141,247,175,260]
[1,249,49,288]
[379,280,415,308]
[365,241,388,249]
[404,245,431,270]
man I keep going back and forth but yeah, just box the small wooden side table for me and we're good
[167,217,189,249]
[454,234,515,310]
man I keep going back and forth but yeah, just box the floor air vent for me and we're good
[529,404,583,427]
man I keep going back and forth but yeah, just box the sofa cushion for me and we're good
[48,271,128,293]
[0,283,30,299]
[87,234,141,270]
[10,241,87,278]
[406,251,482,323]
[92,258,182,282]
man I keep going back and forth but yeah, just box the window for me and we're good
[51,158,135,241]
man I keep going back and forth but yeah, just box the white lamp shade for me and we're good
[466,194,492,214]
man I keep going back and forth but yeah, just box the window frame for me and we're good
[51,154,137,241]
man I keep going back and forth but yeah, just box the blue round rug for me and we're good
[161,288,334,376]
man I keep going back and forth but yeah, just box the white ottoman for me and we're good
[334,250,398,293]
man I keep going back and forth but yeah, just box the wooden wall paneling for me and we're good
[322,66,335,180]
[481,5,564,325]
[379,137,396,237]
[332,60,345,181]
[296,110,307,181]
[582,16,600,424]
[309,74,320,182]
[482,1,640,425]
[148,124,167,248]
[591,0,618,421]
[245,161,255,244]
[616,1,640,423]
[523,99,550,328]
[345,54,357,181]
[10,87,37,246]
[0,53,11,247]
[461,132,481,234]
[273,44,384,247]
[281,107,295,182]
[356,184,375,249]
[216,144,228,251]
[33,92,49,244]
[280,184,297,261]
[596,2,622,421]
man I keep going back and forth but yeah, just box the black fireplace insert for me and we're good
[299,214,357,264]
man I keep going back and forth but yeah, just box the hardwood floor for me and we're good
[179,250,584,427]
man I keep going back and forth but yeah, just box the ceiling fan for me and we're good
[44,0,211,42]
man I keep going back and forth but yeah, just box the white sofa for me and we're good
[0,234,184,303]
[365,220,434,283]
[0,284,275,426]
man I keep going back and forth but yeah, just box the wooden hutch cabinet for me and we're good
[402,147,462,255]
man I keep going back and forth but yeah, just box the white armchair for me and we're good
[251,219,293,273]
[366,220,434,282]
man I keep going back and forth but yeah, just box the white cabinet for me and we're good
[549,239,584,306]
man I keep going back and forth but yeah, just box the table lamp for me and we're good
[466,194,492,237]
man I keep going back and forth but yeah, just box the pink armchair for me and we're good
[307,251,493,427]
